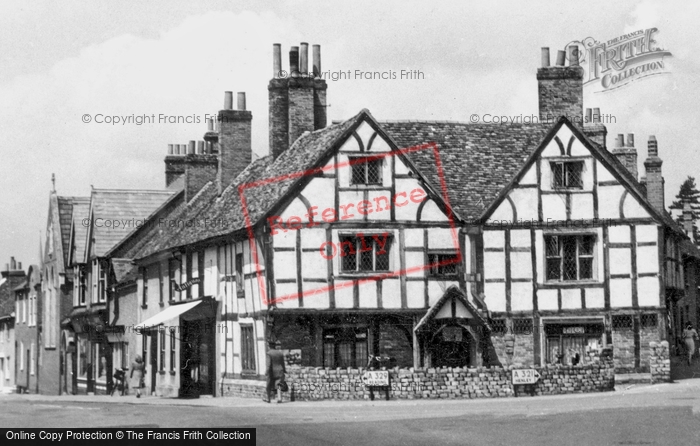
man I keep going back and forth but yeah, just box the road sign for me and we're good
[362,371,389,386]
[512,369,540,385]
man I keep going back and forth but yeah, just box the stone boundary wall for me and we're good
[649,341,670,383]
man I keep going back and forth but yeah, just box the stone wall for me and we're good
[491,333,535,367]
[639,326,658,373]
[378,322,413,368]
[612,329,635,372]
[649,341,670,383]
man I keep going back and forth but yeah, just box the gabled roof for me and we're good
[382,121,550,221]
[84,189,176,261]
[133,111,364,260]
[111,258,138,285]
[414,285,489,332]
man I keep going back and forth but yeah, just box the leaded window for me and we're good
[551,161,583,189]
[340,234,392,273]
[350,157,383,186]
[545,235,594,281]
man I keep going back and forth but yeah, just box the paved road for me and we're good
[2,379,699,445]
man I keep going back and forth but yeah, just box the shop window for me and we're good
[78,338,88,378]
[544,323,604,365]
[545,234,595,281]
[339,234,392,273]
[322,327,368,368]
[611,314,633,332]
[97,343,107,380]
[551,161,583,189]
[490,319,507,336]
[350,156,383,186]
[640,313,658,329]
[240,325,256,374]
[428,252,460,278]
[513,318,533,335]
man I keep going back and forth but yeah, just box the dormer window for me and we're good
[551,161,583,189]
[350,157,382,186]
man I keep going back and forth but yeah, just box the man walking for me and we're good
[265,340,286,403]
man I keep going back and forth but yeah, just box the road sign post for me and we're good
[512,369,540,397]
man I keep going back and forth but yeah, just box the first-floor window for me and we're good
[427,252,460,278]
[322,328,368,368]
[20,342,24,371]
[339,234,392,273]
[170,331,176,372]
[240,325,256,373]
[545,234,595,281]
[159,330,165,371]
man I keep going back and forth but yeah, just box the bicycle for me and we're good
[110,367,129,396]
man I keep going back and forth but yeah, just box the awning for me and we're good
[134,300,202,331]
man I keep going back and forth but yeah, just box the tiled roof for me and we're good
[85,189,176,260]
[133,112,362,259]
[69,198,92,266]
[0,279,13,318]
[112,258,138,285]
[382,121,550,221]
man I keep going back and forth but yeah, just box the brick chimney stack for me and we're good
[268,42,327,159]
[643,135,665,212]
[611,133,638,180]
[583,107,608,148]
[164,144,186,188]
[217,91,252,195]
[537,45,584,125]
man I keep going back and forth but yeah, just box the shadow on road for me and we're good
[671,353,700,381]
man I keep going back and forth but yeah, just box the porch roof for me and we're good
[414,285,489,332]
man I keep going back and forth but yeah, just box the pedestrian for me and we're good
[682,323,699,366]
[265,340,286,404]
[130,355,146,398]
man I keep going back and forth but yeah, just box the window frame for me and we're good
[427,252,461,278]
[98,261,107,303]
[544,234,596,282]
[170,331,176,372]
[240,324,256,374]
[322,327,368,368]
[338,233,392,274]
[550,160,584,190]
[141,267,148,308]
[158,263,164,305]
[159,330,165,372]
[349,156,383,186]
[168,259,178,302]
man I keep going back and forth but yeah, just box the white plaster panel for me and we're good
[484,252,505,280]
[279,197,309,224]
[428,228,459,250]
[511,282,533,312]
[405,252,425,278]
[637,277,660,307]
[636,246,659,274]
[275,283,299,309]
[406,281,425,308]
[510,229,531,248]
[510,252,532,280]
[394,179,425,221]
[369,134,391,152]
[300,228,326,249]
[303,178,335,212]
[609,248,631,275]
[538,289,559,311]
[302,251,326,280]
[420,199,449,222]
[339,135,360,153]
[335,281,354,308]
[382,279,401,308]
[511,188,539,221]
[355,121,376,150]
[337,153,350,186]
[273,230,296,248]
[535,230,544,285]
[609,226,630,243]
[570,193,594,220]
[561,288,581,309]
[427,282,445,307]
[542,194,567,220]
[337,190,364,221]
[404,229,424,247]
[636,225,658,243]
[585,288,605,308]
[609,279,632,307]
[358,280,377,308]
[302,286,330,309]
[484,283,506,312]
[483,230,505,248]
[597,186,624,219]
[366,190,393,221]
[454,299,473,318]
[395,157,410,175]
[596,160,616,183]
[622,194,651,219]
[489,200,514,223]
[273,252,296,280]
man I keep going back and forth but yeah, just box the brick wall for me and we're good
[639,326,658,373]
[217,109,252,192]
[649,341,670,383]
[612,330,635,372]
[537,66,584,124]
[490,333,534,367]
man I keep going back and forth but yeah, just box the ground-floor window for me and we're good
[78,338,88,378]
[323,327,368,368]
[240,325,256,373]
[96,343,107,381]
[544,323,604,365]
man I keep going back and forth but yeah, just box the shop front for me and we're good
[541,318,605,366]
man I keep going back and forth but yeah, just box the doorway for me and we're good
[150,335,158,394]
[430,325,471,368]
[180,318,215,397]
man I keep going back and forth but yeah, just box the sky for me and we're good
[1,0,698,268]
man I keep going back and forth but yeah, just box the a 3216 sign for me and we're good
[512,369,541,385]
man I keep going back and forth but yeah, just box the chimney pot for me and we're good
[17,262,21,270]
[312,44,321,77]
[585,108,592,124]
[224,91,233,110]
[627,133,635,147]
[568,45,579,66]
[290,46,299,77]
[207,117,214,132]
[593,108,601,123]
[648,135,658,156]
[616,134,624,147]
[188,141,196,155]
[273,43,282,78]
[197,141,205,154]
[541,47,550,67]
[168,144,174,155]
[300,42,309,75]
[10,257,15,270]
[555,50,566,66]
[237,92,246,111]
